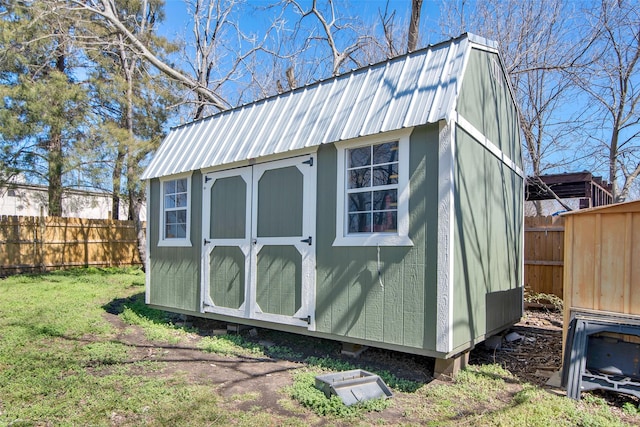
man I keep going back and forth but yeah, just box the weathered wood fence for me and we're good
[524,216,565,298]
[0,215,143,276]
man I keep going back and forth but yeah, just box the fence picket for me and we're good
[524,216,565,298]
[0,215,143,276]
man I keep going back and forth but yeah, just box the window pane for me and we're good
[164,180,176,195]
[176,223,187,238]
[176,209,187,223]
[373,141,398,164]
[166,210,177,224]
[348,192,371,212]
[348,146,371,168]
[348,168,371,189]
[165,195,176,209]
[165,224,177,238]
[373,211,397,232]
[373,164,398,186]
[176,193,187,207]
[176,178,187,193]
[373,190,397,211]
[348,213,371,233]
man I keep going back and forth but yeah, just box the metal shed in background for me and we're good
[561,200,640,398]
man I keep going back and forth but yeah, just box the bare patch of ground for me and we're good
[471,308,564,387]
[99,304,639,424]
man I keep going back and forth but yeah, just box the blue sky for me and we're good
[158,1,443,45]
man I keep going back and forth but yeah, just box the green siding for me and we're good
[457,49,522,168]
[257,167,303,237]
[148,173,202,312]
[452,126,523,349]
[314,125,439,350]
[209,246,245,309]
[210,176,246,239]
[256,245,302,316]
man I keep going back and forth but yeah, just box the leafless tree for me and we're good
[184,0,287,118]
[378,2,401,58]
[574,0,640,202]
[68,0,229,111]
[441,0,591,213]
[285,0,374,76]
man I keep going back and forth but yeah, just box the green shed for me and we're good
[141,33,524,366]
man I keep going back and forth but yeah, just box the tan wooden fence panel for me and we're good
[524,215,565,298]
[0,215,142,275]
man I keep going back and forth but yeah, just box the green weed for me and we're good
[622,402,640,415]
[286,369,390,418]
[197,334,263,356]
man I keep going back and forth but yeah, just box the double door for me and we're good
[201,155,316,329]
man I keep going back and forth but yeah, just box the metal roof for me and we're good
[142,33,497,180]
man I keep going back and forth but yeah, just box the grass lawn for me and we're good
[0,268,638,426]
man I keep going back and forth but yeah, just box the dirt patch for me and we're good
[98,306,639,423]
[471,308,564,387]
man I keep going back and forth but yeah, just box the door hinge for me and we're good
[302,157,313,167]
[204,175,212,183]
[300,236,312,245]
[298,315,311,324]
[204,238,211,245]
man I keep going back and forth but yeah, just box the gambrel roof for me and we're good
[142,33,499,180]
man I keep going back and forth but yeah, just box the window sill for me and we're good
[332,234,413,247]
[157,239,192,248]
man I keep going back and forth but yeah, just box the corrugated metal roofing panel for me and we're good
[163,123,197,175]
[141,33,487,180]
[181,115,216,172]
[380,53,418,133]
[199,112,226,167]
[296,78,342,147]
[241,97,277,156]
[341,65,386,140]
[322,70,366,144]
[365,57,407,134]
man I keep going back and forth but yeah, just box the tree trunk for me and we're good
[111,147,125,220]
[408,0,423,52]
[48,131,64,217]
[609,121,620,202]
[48,48,67,217]
[131,192,146,271]
[124,56,147,267]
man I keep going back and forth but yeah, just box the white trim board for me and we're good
[436,121,455,353]
[454,114,524,178]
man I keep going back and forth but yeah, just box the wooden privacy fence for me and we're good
[0,215,143,276]
[524,215,565,298]
[2,214,566,297]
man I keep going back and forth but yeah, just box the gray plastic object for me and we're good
[315,369,393,406]
[562,310,640,400]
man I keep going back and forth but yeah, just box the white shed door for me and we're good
[201,155,316,330]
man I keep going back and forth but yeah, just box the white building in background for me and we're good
[0,182,146,220]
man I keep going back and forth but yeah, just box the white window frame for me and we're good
[333,129,413,247]
[158,172,192,247]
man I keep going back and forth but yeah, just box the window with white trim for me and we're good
[334,130,412,247]
[159,174,192,247]
[347,142,399,233]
